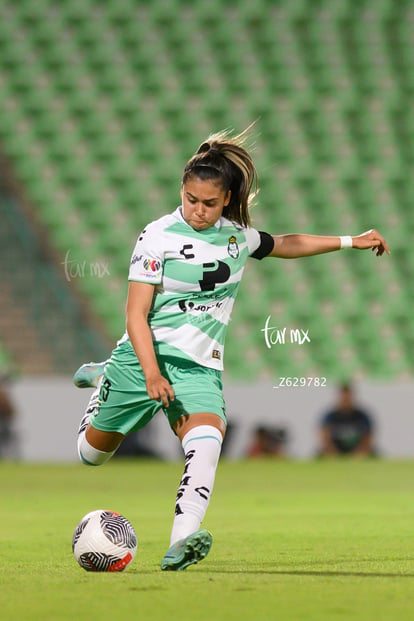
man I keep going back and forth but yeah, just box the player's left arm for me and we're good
[268,229,390,259]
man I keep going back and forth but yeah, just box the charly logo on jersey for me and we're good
[143,258,161,272]
[179,244,195,260]
[227,236,239,259]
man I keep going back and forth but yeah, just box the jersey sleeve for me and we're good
[244,228,275,260]
[128,224,164,284]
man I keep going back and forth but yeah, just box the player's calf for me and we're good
[77,433,116,466]
[77,387,116,466]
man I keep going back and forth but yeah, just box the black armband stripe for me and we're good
[250,231,274,260]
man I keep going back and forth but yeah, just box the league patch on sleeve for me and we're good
[129,254,162,281]
[143,258,161,272]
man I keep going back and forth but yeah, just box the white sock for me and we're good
[169,425,223,546]
[78,434,115,466]
[77,384,114,466]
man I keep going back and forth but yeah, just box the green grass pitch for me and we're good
[1,459,414,621]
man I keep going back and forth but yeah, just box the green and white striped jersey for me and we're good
[120,207,270,370]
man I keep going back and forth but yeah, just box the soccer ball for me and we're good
[72,509,137,572]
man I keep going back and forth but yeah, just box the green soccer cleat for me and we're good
[73,361,106,388]
[161,529,213,571]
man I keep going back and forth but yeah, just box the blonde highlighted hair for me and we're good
[182,126,258,228]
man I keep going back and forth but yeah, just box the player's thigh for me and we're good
[89,341,161,438]
[161,359,227,439]
[85,425,125,452]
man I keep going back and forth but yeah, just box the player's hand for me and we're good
[352,229,390,256]
[145,373,175,407]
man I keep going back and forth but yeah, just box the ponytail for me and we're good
[182,126,258,228]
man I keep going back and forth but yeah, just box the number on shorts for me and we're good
[100,378,111,402]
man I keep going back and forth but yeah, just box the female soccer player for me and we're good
[75,129,389,571]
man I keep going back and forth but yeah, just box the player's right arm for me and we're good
[126,281,174,407]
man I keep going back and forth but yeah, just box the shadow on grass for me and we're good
[203,568,414,578]
[127,565,414,579]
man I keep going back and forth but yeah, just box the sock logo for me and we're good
[175,450,196,516]
[194,486,210,501]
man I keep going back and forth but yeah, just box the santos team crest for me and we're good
[227,236,239,259]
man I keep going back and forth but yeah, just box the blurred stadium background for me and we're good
[0,0,413,460]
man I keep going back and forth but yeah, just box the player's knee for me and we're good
[77,435,115,466]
